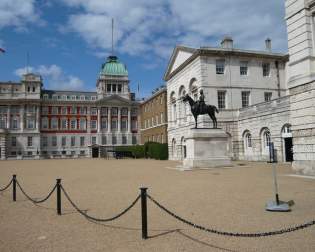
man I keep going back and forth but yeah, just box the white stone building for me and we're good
[165,39,290,162]
[0,55,140,159]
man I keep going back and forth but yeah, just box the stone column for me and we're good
[97,107,101,133]
[6,106,10,129]
[20,105,24,131]
[118,107,121,133]
[107,107,111,133]
[36,105,40,131]
[128,108,131,133]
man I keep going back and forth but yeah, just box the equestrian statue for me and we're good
[182,89,219,129]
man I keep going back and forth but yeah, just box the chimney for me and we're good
[265,38,272,52]
[221,36,233,49]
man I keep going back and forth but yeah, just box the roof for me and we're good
[100,56,128,76]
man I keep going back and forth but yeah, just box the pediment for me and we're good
[97,95,138,106]
[164,46,196,81]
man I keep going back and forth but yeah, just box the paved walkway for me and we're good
[0,159,314,251]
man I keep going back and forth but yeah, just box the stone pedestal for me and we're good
[183,128,232,169]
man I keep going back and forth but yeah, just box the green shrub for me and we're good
[145,142,168,160]
[115,145,145,158]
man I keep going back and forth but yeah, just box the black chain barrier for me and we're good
[61,185,140,222]
[147,194,315,238]
[16,180,57,204]
[0,179,13,192]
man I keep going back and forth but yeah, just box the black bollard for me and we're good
[140,187,148,239]
[56,179,62,215]
[12,175,16,202]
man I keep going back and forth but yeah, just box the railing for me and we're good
[0,176,314,240]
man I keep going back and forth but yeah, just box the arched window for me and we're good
[189,78,198,101]
[170,91,176,123]
[172,138,176,158]
[243,131,252,149]
[261,128,271,147]
[180,136,186,160]
[178,85,187,121]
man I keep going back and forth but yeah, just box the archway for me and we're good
[281,124,293,162]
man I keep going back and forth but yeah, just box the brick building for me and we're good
[0,55,140,159]
[140,87,167,144]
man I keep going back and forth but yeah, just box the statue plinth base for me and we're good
[183,128,232,169]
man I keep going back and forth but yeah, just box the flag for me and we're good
[137,83,140,93]
[0,48,5,53]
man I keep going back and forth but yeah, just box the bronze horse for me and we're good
[182,94,219,128]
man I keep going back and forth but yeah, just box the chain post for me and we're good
[12,175,16,202]
[56,179,62,215]
[140,187,148,239]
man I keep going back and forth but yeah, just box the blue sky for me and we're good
[0,0,288,98]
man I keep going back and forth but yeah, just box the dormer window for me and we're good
[43,94,49,100]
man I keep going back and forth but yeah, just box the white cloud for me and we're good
[14,64,84,91]
[60,0,288,61]
[0,0,43,30]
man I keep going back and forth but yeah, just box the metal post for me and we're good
[12,175,16,202]
[56,179,62,215]
[140,187,148,239]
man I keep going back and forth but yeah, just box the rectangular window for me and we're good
[101,107,108,115]
[90,120,97,130]
[161,113,164,124]
[263,63,270,77]
[12,118,18,129]
[71,136,75,146]
[61,107,67,115]
[70,119,76,129]
[42,107,49,115]
[52,136,57,147]
[122,136,127,144]
[132,136,137,145]
[112,136,117,145]
[102,136,107,145]
[42,136,48,147]
[27,105,35,113]
[217,91,226,109]
[121,119,127,130]
[69,107,76,114]
[216,59,225,74]
[26,118,35,129]
[92,136,97,145]
[80,136,85,146]
[111,107,118,116]
[41,118,48,129]
[91,107,97,115]
[11,136,16,147]
[156,115,159,125]
[27,136,32,147]
[241,91,250,108]
[51,118,58,129]
[0,117,6,128]
[61,118,68,129]
[264,92,272,102]
[79,107,87,115]
[111,119,117,130]
[121,108,128,116]
[62,136,66,146]
[240,61,248,76]
[101,117,107,129]
[51,107,59,115]
[131,120,137,130]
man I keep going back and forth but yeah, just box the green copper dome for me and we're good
[100,56,128,76]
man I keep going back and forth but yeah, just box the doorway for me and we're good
[92,147,99,158]
[284,137,293,162]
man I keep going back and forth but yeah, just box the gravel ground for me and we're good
[0,159,314,252]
